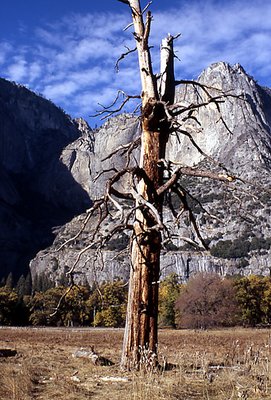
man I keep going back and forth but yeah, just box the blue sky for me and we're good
[0,0,270,127]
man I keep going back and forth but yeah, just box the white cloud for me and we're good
[54,37,120,68]
[29,62,43,82]
[150,0,271,83]
[0,42,13,65]
[69,67,112,87]
[1,0,270,122]
[58,12,128,40]
[42,66,113,103]
[43,81,78,100]
[7,57,28,82]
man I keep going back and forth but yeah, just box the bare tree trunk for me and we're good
[121,121,163,369]
[120,0,175,369]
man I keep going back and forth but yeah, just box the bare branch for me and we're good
[123,22,134,31]
[183,185,225,223]
[93,167,118,182]
[50,284,76,317]
[130,187,163,230]
[67,242,97,276]
[173,235,202,249]
[157,165,235,197]
[101,136,141,162]
[110,187,134,200]
[143,11,152,46]
[170,81,246,138]
[174,186,209,250]
[115,46,137,72]
[181,166,235,182]
[91,90,140,120]
[175,79,224,91]
[54,212,92,252]
[172,123,223,166]
[169,95,226,115]
[141,1,152,15]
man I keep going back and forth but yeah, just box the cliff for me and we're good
[29,62,271,284]
[0,78,92,278]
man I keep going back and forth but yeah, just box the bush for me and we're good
[175,273,240,329]
[0,287,19,325]
[250,237,271,251]
[88,280,128,327]
[234,276,271,326]
[159,274,181,327]
[210,238,250,259]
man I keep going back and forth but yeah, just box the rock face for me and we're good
[61,114,140,199]
[0,79,92,279]
[1,62,271,283]
[168,63,271,178]
[30,62,271,284]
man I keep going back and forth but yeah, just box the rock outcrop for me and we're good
[29,62,271,284]
[1,62,270,283]
[0,78,92,279]
[169,62,271,178]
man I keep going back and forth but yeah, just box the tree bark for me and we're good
[121,117,163,369]
[120,0,175,369]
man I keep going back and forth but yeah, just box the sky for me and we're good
[0,0,270,127]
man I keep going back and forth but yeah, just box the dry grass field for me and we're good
[0,327,270,399]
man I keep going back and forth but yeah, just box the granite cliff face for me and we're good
[30,62,271,285]
[0,78,92,279]
[60,114,140,199]
[1,62,271,283]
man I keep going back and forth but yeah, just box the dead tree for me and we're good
[116,0,235,369]
[119,1,173,370]
[58,0,239,370]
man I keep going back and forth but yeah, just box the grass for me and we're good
[0,327,270,399]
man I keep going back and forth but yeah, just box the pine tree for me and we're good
[16,275,26,299]
[24,273,32,296]
[5,272,14,289]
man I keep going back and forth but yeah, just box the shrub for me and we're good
[175,273,240,329]
[159,273,181,327]
[234,276,271,326]
[210,238,250,259]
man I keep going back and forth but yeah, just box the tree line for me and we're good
[1,272,271,328]
[0,273,127,327]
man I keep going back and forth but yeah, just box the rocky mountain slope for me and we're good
[1,62,271,283]
[0,78,92,279]
[30,62,271,284]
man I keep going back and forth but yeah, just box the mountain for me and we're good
[0,78,92,279]
[1,62,271,284]
[30,62,271,284]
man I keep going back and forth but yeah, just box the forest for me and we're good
[1,272,271,329]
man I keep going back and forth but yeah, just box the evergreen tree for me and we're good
[5,272,14,289]
[32,272,54,293]
[0,286,18,325]
[16,275,26,299]
[0,276,6,287]
[58,271,69,287]
[24,273,32,295]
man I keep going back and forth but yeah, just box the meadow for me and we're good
[0,327,270,399]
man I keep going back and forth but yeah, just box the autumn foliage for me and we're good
[175,273,239,329]
[1,272,271,329]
